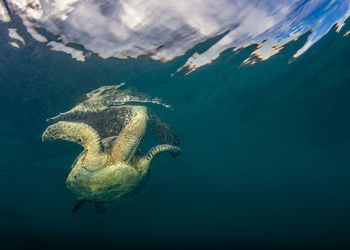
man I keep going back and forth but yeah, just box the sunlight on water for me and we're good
[1,0,350,73]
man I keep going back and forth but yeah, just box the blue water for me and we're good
[1,16,350,250]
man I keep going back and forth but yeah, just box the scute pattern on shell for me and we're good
[47,83,179,145]
[48,107,133,139]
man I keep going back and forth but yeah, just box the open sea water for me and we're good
[1,13,350,250]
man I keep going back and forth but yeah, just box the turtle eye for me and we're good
[77,138,82,143]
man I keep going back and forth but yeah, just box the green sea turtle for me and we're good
[42,85,181,213]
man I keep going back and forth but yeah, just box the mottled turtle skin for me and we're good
[42,105,181,213]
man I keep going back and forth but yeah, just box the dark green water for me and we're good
[1,18,350,249]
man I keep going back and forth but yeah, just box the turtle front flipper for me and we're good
[137,144,181,176]
[111,106,148,163]
[145,144,181,161]
[42,121,103,154]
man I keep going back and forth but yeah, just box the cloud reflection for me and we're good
[2,0,350,72]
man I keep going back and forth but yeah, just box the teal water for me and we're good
[1,18,350,249]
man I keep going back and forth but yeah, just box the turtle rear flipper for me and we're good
[148,111,180,147]
[95,202,113,213]
[72,197,87,213]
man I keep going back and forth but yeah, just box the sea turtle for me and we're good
[42,85,181,213]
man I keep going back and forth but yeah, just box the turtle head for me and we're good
[69,149,107,172]
[70,150,88,171]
